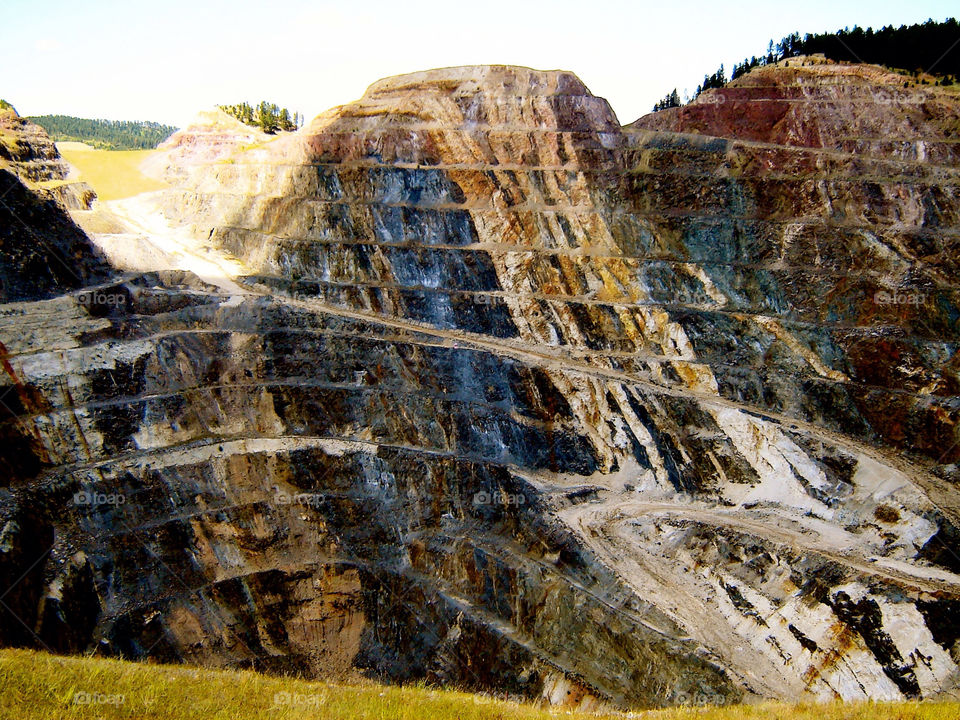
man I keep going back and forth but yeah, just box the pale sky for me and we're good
[1,0,956,129]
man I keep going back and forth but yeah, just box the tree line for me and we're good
[217,101,302,134]
[26,115,178,149]
[653,17,959,111]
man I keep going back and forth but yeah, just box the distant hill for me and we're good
[26,115,178,150]
[653,17,959,110]
[774,18,960,80]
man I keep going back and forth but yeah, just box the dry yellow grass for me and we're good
[2,648,959,720]
[57,146,166,201]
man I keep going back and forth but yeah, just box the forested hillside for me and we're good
[27,115,178,149]
[218,101,302,133]
[653,17,959,110]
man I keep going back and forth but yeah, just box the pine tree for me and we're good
[652,88,681,112]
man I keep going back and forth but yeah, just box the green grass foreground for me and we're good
[1,648,959,719]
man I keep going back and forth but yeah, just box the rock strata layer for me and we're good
[1,61,959,709]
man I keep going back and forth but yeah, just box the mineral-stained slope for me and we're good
[1,61,959,709]
[0,108,108,301]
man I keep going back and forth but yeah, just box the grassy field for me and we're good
[1,649,959,720]
[57,144,166,201]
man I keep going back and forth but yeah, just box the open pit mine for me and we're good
[1,60,959,710]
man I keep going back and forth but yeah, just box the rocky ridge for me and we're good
[0,107,108,301]
[0,105,97,209]
[142,108,270,186]
[0,60,959,709]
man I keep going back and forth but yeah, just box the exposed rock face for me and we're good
[1,62,959,709]
[0,108,108,301]
[0,168,109,301]
[0,106,97,209]
[0,107,74,182]
[632,58,960,162]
